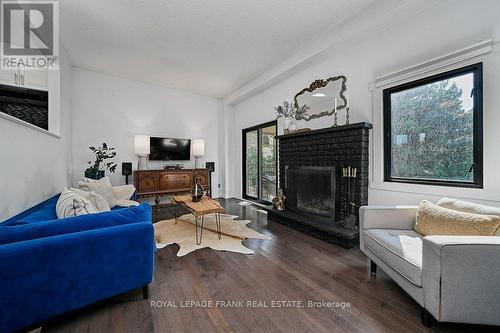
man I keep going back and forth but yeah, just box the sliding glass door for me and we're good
[243,121,277,203]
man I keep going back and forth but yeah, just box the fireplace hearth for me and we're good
[265,122,372,249]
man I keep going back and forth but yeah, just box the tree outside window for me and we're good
[384,63,482,187]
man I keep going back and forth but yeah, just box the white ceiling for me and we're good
[60,0,377,98]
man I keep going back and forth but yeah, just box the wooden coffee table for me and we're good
[172,195,224,245]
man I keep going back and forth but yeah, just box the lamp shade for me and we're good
[192,139,205,157]
[134,135,150,155]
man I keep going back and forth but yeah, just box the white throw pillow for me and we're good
[82,177,99,183]
[56,188,99,219]
[115,199,140,207]
[112,184,136,201]
[437,197,500,216]
[437,197,500,236]
[70,188,111,212]
[78,176,116,208]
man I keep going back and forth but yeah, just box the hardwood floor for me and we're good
[44,199,496,333]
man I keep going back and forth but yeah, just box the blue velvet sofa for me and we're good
[0,195,155,333]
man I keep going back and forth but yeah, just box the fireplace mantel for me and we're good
[277,122,372,140]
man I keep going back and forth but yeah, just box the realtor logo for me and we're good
[1,0,59,69]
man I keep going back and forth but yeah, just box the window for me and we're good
[242,121,277,203]
[383,63,483,188]
[0,84,49,131]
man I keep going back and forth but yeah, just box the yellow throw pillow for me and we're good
[414,200,500,236]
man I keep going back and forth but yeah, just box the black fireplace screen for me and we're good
[286,166,336,219]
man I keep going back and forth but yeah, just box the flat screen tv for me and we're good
[149,137,191,161]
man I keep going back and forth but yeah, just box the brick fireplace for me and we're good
[266,122,372,249]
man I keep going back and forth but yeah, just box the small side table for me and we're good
[172,195,224,245]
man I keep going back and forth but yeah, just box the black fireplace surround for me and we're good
[266,122,372,249]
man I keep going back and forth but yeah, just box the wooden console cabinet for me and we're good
[134,169,210,207]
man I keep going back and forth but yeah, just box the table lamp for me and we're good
[192,139,205,169]
[134,135,150,170]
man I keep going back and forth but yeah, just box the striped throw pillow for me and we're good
[56,188,99,219]
[70,188,111,212]
[78,176,116,208]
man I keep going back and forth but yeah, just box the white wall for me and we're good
[227,0,500,206]
[0,46,73,220]
[71,68,223,198]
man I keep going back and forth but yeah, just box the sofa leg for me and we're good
[421,308,434,327]
[370,260,377,276]
[142,285,149,300]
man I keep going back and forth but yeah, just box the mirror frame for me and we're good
[293,75,347,121]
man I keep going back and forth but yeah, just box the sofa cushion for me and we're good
[364,229,423,286]
[415,200,500,236]
[437,197,500,236]
[0,203,152,246]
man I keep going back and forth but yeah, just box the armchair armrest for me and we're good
[359,206,417,251]
[422,236,500,325]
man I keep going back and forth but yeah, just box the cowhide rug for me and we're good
[154,213,271,256]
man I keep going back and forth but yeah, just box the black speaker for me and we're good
[205,162,215,173]
[122,162,132,176]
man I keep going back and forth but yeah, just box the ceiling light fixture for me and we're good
[312,93,326,97]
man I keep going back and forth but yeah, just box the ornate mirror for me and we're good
[294,76,347,121]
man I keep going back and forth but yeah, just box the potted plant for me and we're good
[274,101,309,133]
[84,143,118,180]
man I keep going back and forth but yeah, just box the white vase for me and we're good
[277,117,284,135]
[289,120,297,132]
[283,117,291,130]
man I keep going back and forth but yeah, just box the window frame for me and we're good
[383,63,483,188]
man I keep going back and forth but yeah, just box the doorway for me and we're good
[242,121,277,203]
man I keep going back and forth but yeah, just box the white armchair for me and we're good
[360,204,500,327]
[422,235,500,325]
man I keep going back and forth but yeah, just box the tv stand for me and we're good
[134,168,211,210]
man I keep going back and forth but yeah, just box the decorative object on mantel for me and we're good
[272,187,286,210]
[333,97,338,127]
[283,127,311,135]
[274,101,310,133]
[342,166,357,230]
[345,94,350,125]
[134,135,150,170]
[274,101,294,132]
[293,76,347,123]
[84,143,117,180]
